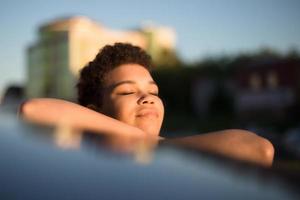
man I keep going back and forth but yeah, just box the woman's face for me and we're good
[100,64,164,136]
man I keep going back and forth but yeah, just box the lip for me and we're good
[136,108,159,118]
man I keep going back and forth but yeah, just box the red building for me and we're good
[233,58,300,122]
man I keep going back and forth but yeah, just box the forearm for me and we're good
[163,129,274,167]
[20,98,146,139]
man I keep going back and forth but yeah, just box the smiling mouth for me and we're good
[136,110,158,118]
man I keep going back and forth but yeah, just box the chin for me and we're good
[135,118,162,136]
[139,125,160,136]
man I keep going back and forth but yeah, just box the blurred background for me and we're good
[1,0,300,172]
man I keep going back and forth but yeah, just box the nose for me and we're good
[138,94,155,105]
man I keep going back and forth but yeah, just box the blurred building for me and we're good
[26,16,177,100]
[233,59,300,122]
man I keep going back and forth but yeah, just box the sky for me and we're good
[0,0,300,96]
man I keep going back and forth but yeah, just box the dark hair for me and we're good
[77,43,152,111]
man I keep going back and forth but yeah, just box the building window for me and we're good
[267,70,278,89]
[249,73,262,91]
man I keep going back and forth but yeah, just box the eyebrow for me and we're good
[107,80,157,91]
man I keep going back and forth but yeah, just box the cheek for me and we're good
[110,97,136,121]
[157,98,165,117]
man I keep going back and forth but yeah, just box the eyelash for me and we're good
[118,92,159,96]
[119,92,134,95]
[150,92,159,96]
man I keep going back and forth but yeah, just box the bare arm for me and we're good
[163,129,274,167]
[20,98,274,166]
[20,98,146,139]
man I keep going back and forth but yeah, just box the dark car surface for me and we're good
[0,114,299,200]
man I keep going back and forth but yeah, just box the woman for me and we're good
[21,43,274,166]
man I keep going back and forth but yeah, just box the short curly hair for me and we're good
[77,43,153,111]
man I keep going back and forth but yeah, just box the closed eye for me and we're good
[150,92,159,96]
[118,92,135,95]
